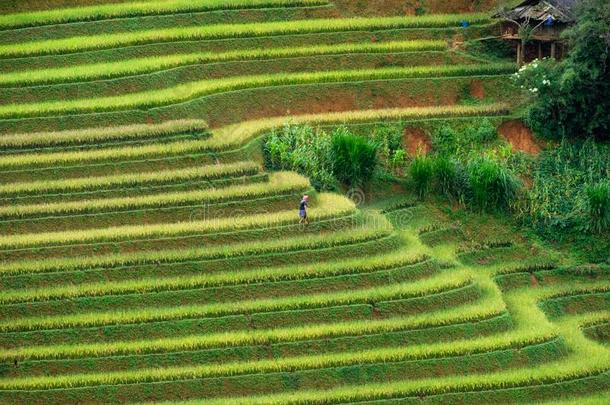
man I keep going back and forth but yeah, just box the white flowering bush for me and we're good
[511,58,566,138]
[511,58,559,97]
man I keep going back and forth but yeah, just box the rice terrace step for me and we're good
[0,0,608,404]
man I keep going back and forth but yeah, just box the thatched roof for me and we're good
[496,0,579,23]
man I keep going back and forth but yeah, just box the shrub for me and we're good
[409,154,434,199]
[472,119,498,143]
[467,156,520,212]
[331,128,378,187]
[585,182,610,234]
[432,125,459,156]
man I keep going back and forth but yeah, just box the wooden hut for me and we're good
[494,0,579,64]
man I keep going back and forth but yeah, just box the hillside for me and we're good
[0,1,608,404]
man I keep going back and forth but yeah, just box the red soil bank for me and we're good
[403,126,432,156]
[498,120,541,155]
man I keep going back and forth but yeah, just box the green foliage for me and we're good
[264,124,336,190]
[331,128,378,187]
[467,156,520,212]
[513,0,610,140]
[372,122,407,175]
[524,138,610,236]
[473,119,498,143]
[466,38,514,60]
[432,125,459,155]
[432,156,461,202]
[432,120,498,157]
[265,124,378,189]
[409,154,434,199]
[584,182,610,234]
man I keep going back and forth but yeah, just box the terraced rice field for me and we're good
[0,1,608,404]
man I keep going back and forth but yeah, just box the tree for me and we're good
[513,0,610,140]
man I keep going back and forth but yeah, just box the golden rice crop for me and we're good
[0,40,447,87]
[0,252,428,304]
[0,167,291,215]
[0,0,328,29]
[0,192,353,249]
[0,216,393,276]
[0,14,490,57]
[0,161,259,196]
[0,63,514,118]
[0,119,208,149]
[0,285,506,361]
[0,270,472,332]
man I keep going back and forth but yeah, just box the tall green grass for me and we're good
[0,171,303,217]
[0,14,490,57]
[0,192,352,249]
[0,63,514,118]
[0,161,259,196]
[0,119,208,149]
[0,40,446,87]
[0,1,328,30]
[0,270,472,332]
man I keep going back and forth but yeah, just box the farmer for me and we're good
[299,195,309,224]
